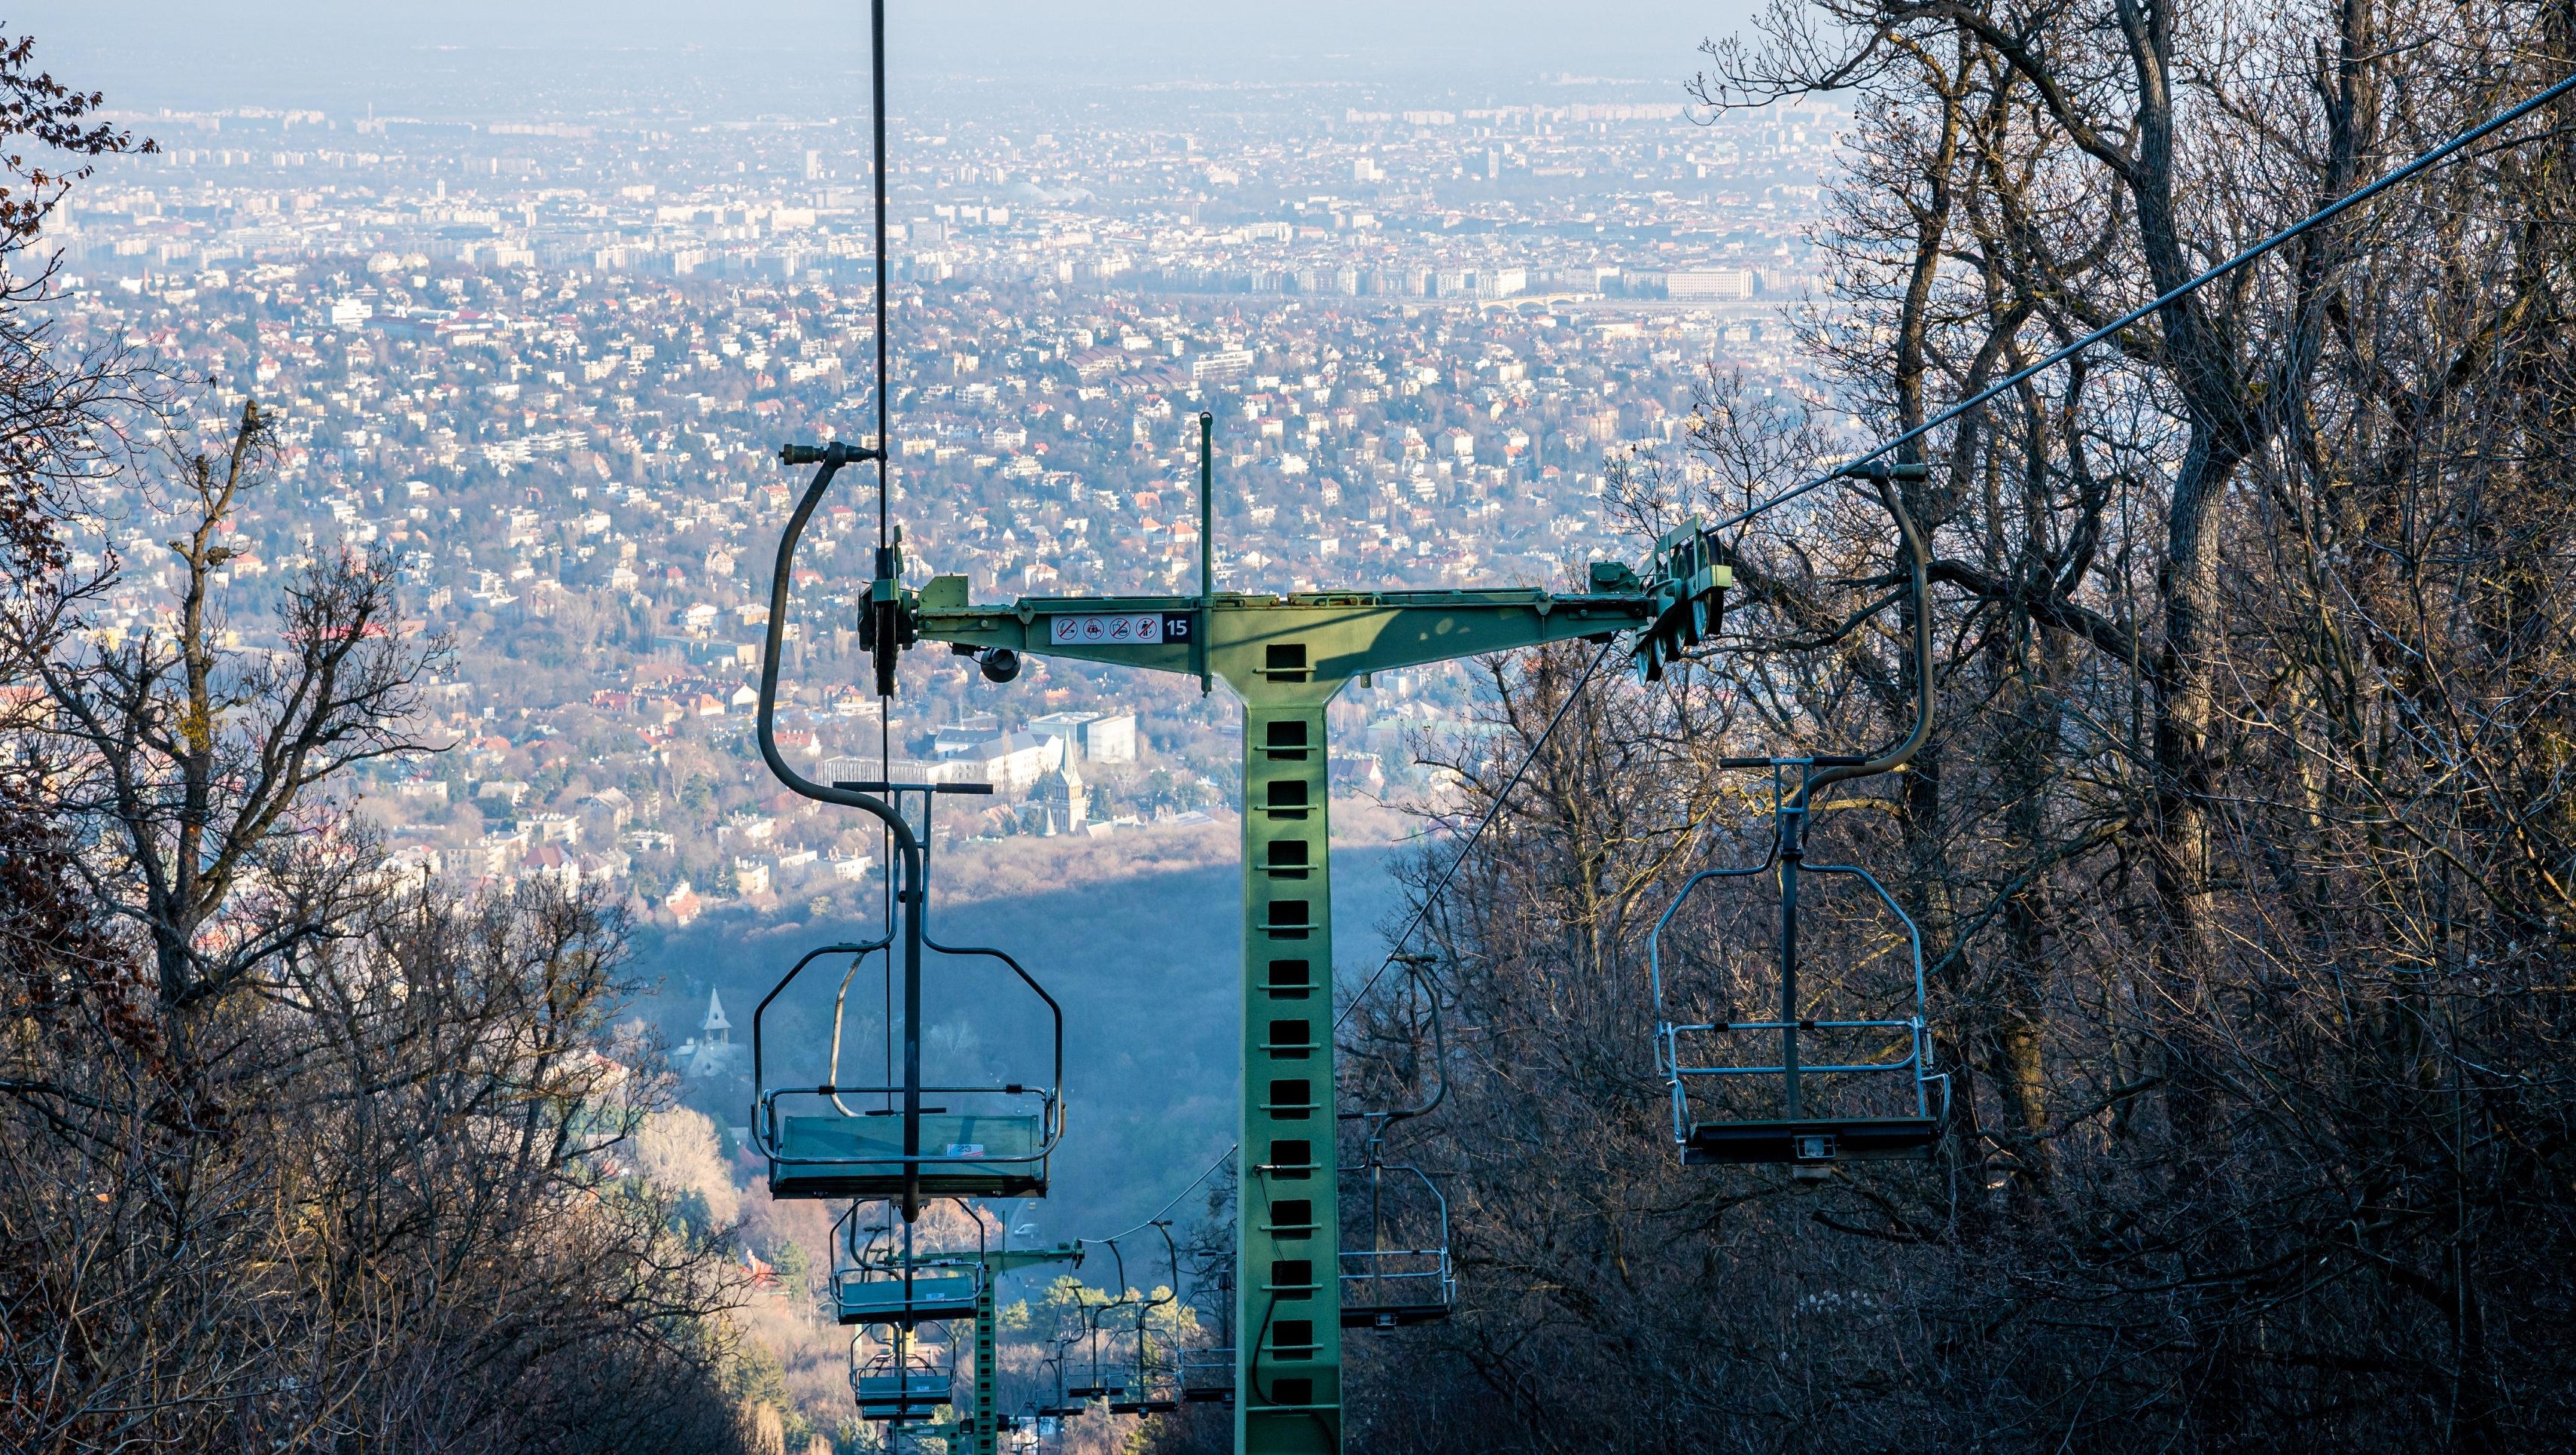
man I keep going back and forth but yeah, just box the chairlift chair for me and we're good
[831,1204,986,1326]
[1180,1347,1235,1403]
[1067,1279,1137,1402]
[753,900,1064,1206]
[1180,1246,1236,1402]
[754,449,1067,1218]
[1337,956,1459,1329]
[1035,1341,1082,1418]
[1338,1157,1455,1329]
[851,1330,953,1424]
[1108,1224,1183,1414]
[1648,463,1950,1170]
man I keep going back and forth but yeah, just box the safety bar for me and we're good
[1339,1250,1453,1281]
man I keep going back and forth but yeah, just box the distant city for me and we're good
[36,81,1847,923]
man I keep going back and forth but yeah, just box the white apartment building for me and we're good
[1028,710,1138,764]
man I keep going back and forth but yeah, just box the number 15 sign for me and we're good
[1047,612,1195,645]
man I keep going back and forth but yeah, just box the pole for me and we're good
[1198,411,1214,696]
[1778,795,1803,1121]
[1238,696,1339,1452]
[901,819,924,1219]
[871,0,890,531]
[973,1275,999,1455]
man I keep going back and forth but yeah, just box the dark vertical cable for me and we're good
[870,0,896,972]
[872,0,891,555]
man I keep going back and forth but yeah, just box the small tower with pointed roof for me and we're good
[1032,756,1090,836]
[687,986,744,1078]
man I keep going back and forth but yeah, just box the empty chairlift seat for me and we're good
[1338,1248,1455,1328]
[769,1104,1050,1199]
[852,1371,950,1424]
[1682,1111,1942,1165]
[752,924,1064,1205]
[1180,1347,1235,1403]
[1649,766,1951,1170]
[835,1264,984,1327]
[1650,478,1949,1170]
[1338,1161,1456,1329]
[851,1344,952,1425]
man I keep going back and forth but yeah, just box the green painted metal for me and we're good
[881,1242,1081,1453]
[1235,694,1335,1448]
[867,431,1728,1453]
[973,1277,997,1455]
[901,591,1715,1454]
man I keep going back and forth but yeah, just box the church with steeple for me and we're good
[678,986,744,1079]
[1031,756,1090,836]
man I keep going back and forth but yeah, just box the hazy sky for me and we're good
[21,2,1770,116]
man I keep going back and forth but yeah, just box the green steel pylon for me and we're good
[803,416,1725,1453]
[975,1244,1086,1455]
[891,1240,1084,1455]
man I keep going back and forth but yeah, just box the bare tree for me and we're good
[1339,1,2576,1448]
[6,401,447,1013]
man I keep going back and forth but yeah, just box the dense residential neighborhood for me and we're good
[38,83,1837,921]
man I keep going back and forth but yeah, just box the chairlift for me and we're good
[1338,954,1457,1329]
[1108,1224,1183,1414]
[1179,1247,1235,1403]
[1649,462,1950,1171]
[1066,1267,1138,1403]
[851,1326,953,1424]
[832,1202,986,1327]
[1034,1340,1083,1419]
[1180,1347,1235,1404]
[1630,515,1732,683]
[754,449,1067,1219]
[1338,1153,1454,1329]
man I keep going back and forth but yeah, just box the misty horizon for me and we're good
[22,1,1771,120]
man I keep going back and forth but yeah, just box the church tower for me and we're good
[1032,756,1090,836]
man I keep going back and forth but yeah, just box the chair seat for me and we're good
[854,1375,950,1419]
[1683,1116,1941,1164]
[836,1272,981,1326]
[1341,1301,1450,1329]
[855,1402,944,1423]
[771,1112,1046,1199]
[1181,1351,1235,1399]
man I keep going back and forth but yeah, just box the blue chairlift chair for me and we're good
[1107,1225,1183,1414]
[1337,957,1459,1329]
[1338,1157,1455,1329]
[831,1202,986,1327]
[753,446,1064,1220]
[851,1327,953,1424]
[1649,464,1950,1170]
[1067,1277,1139,1402]
[1034,1340,1084,1419]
